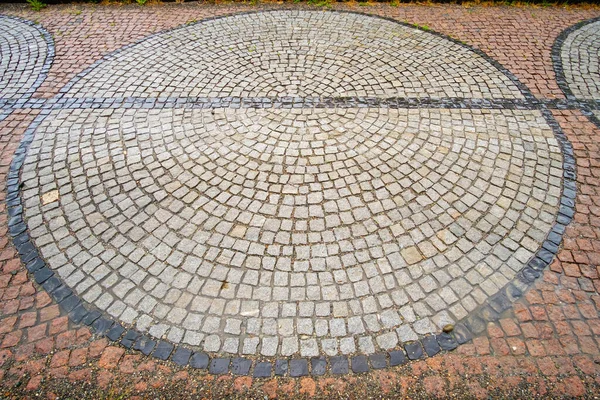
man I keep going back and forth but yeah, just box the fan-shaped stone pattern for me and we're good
[22,107,561,356]
[561,20,600,99]
[64,11,523,100]
[0,17,49,100]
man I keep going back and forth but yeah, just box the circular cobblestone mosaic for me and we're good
[11,11,573,365]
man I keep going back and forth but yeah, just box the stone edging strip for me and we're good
[0,96,600,111]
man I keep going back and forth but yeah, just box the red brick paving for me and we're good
[0,1,600,398]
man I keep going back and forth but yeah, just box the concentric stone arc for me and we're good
[62,10,524,100]
[10,10,571,367]
[558,19,600,100]
[0,16,53,103]
[553,16,600,132]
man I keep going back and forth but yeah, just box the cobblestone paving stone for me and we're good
[0,2,599,398]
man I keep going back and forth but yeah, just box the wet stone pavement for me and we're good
[0,2,599,399]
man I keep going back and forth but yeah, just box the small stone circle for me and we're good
[9,10,573,368]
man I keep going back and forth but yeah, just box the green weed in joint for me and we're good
[26,0,47,11]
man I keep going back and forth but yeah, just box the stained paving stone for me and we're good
[289,359,309,377]
[351,355,370,374]
[274,359,288,376]
[172,347,192,366]
[133,336,156,356]
[231,357,252,376]
[153,341,174,361]
[92,318,114,337]
[311,357,327,376]
[436,333,459,351]
[209,358,230,375]
[369,353,387,369]
[405,342,425,360]
[330,356,349,375]
[189,352,209,369]
[120,329,140,349]
[106,325,125,342]
[453,324,473,345]
[389,350,408,367]
[422,335,441,357]
[253,362,272,378]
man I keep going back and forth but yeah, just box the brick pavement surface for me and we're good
[0,1,599,398]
